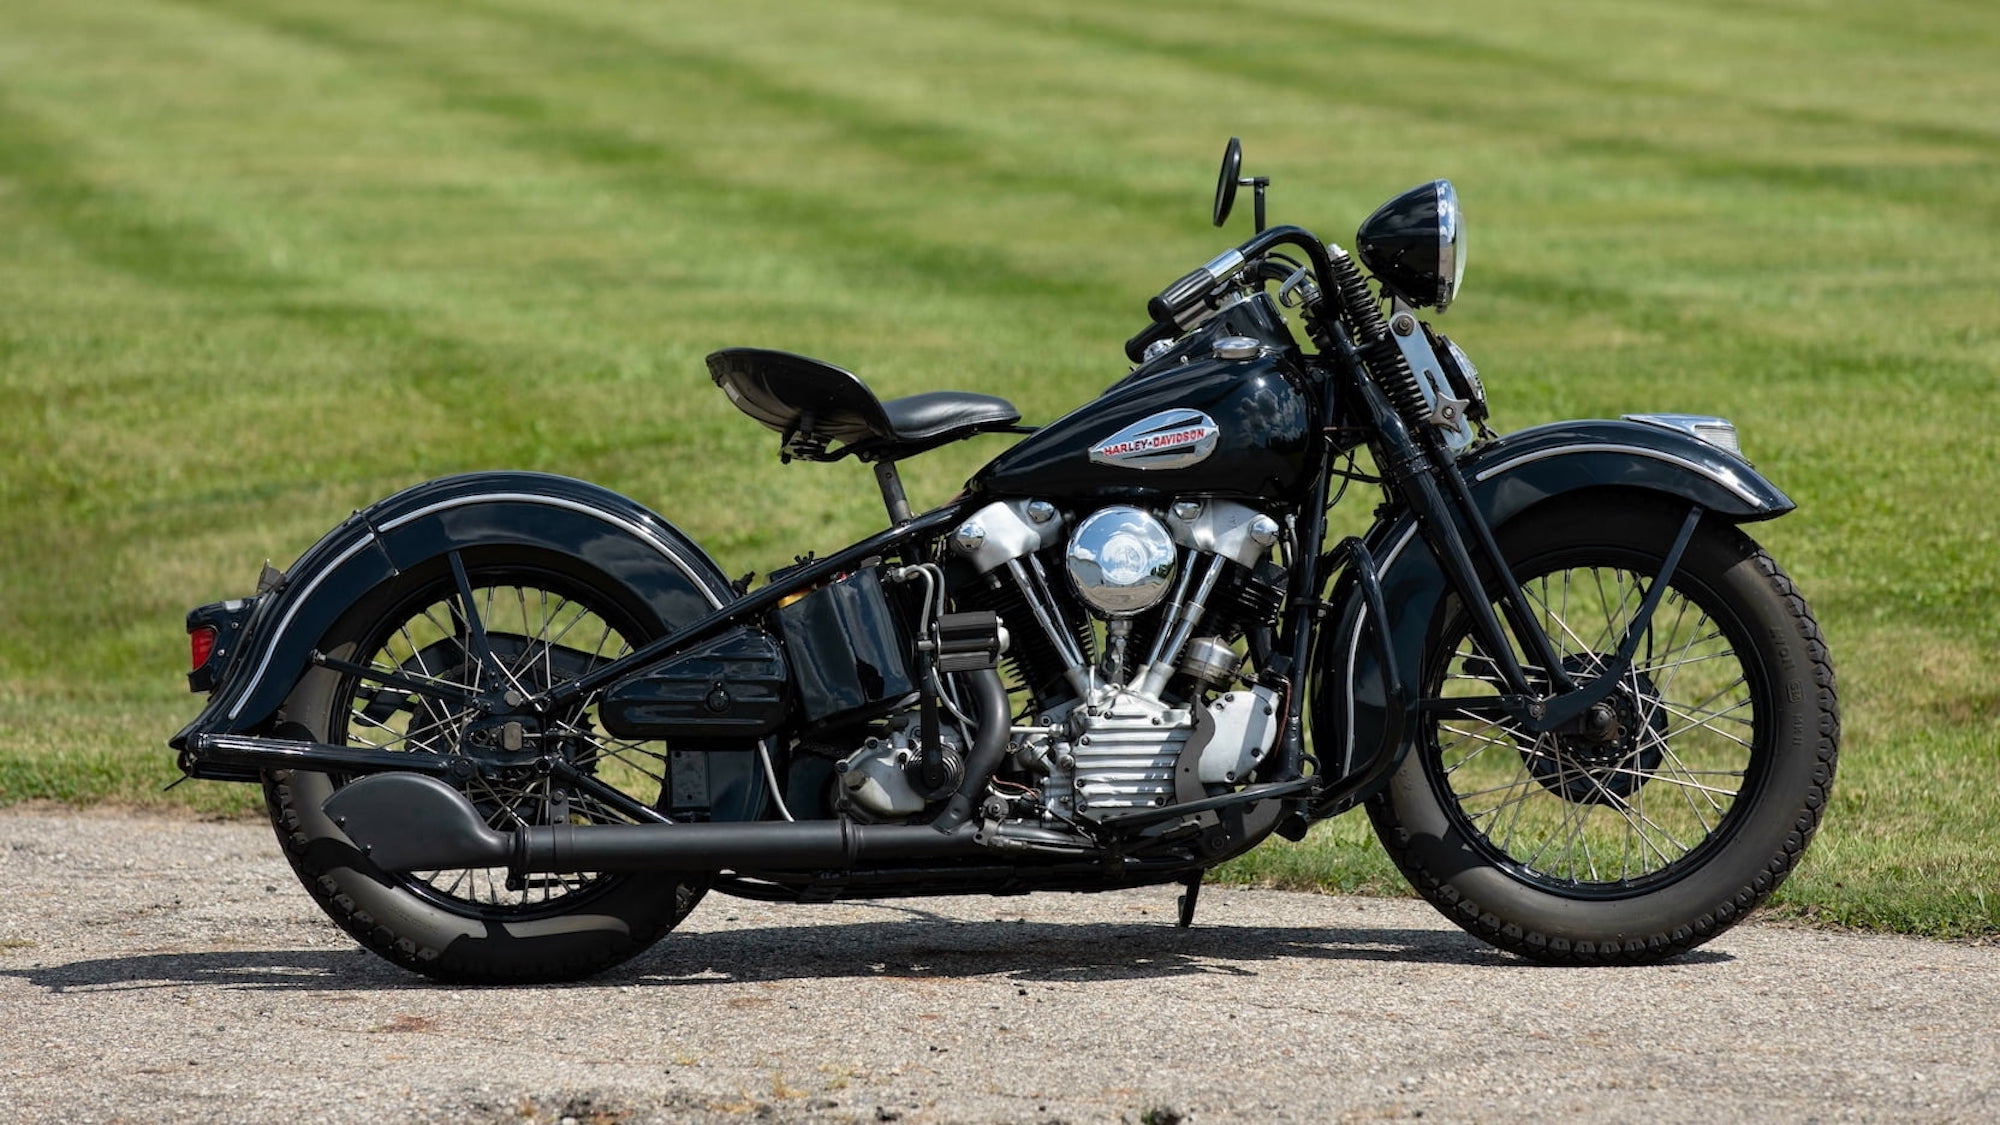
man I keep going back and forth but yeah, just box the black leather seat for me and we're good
[707,348,1021,462]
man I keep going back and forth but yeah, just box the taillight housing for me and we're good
[185,599,254,694]
[189,625,219,671]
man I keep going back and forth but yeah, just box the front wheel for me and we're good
[1369,496,1838,963]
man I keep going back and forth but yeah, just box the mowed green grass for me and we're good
[2,0,1995,936]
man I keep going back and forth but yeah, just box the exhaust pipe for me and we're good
[179,732,456,784]
[323,772,985,874]
[323,668,1017,875]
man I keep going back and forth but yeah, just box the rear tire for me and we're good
[266,546,726,983]
[1369,496,1838,963]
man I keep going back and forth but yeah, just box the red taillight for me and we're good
[189,625,218,671]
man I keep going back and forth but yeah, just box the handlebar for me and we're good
[1146,249,1248,325]
[1133,226,1340,360]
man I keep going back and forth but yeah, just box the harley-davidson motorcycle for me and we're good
[171,140,1838,983]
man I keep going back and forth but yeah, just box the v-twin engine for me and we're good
[947,497,1288,823]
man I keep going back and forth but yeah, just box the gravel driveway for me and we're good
[2,805,1993,1124]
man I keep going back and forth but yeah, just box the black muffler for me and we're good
[178,731,457,784]
[323,771,986,874]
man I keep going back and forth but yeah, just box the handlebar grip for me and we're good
[1124,318,1179,364]
[1147,268,1214,323]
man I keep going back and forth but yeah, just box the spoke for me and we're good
[1605,793,1692,867]
[447,552,520,698]
[1452,773,1550,804]
[392,620,444,684]
[1645,602,1720,702]
[528,592,583,686]
[1647,593,1696,670]
[1594,762,1743,802]
[1514,775,1597,875]
[1657,751,1726,831]
[1586,567,1631,654]
[577,753,669,790]
[1425,545,1782,889]
[573,735,670,772]
[1631,643,1734,680]
[1438,720,1523,772]
[347,708,407,740]
[1669,671,1754,722]
[415,604,458,658]
[1462,753,1547,830]
[590,617,620,666]
[1651,695,1756,750]
[1651,740,1744,821]
[1523,579,1598,665]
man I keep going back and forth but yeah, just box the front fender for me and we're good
[171,471,733,753]
[1307,417,1793,816]
[1458,417,1792,525]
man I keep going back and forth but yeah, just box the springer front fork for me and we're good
[1357,370,1704,739]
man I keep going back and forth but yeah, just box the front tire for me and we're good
[1369,495,1838,963]
[266,547,730,983]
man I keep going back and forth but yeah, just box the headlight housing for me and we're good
[1355,179,1466,311]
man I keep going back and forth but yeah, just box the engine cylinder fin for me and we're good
[954,571,1087,708]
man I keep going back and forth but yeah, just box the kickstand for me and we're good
[1175,872,1203,929]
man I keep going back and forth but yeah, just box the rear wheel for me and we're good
[267,547,731,983]
[1369,496,1838,963]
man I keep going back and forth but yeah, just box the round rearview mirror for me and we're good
[1213,137,1243,228]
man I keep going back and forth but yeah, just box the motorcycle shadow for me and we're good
[0,904,1728,994]
[643,907,1728,987]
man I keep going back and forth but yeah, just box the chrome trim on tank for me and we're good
[1087,409,1220,471]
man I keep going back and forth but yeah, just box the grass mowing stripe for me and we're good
[0,83,621,498]
[176,0,1128,324]
[960,0,2000,224]
[465,0,1211,215]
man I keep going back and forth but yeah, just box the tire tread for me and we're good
[1370,526,1839,966]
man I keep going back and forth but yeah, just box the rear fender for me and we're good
[1307,417,1793,816]
[170,471,733,751]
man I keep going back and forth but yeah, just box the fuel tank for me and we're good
[969,348,1319,505]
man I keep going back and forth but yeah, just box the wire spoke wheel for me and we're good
[1369,496,1838,964]
[1434,566,1753,891]
[264,547,731,983]
[336,571,663,916]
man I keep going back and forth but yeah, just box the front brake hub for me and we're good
[1523,656,1668,805]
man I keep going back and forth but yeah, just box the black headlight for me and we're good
[1354,179,1465,311]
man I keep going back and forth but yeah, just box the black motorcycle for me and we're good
[171,140,1838,983]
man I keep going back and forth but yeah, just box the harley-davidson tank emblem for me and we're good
[1088,409,1221,470]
